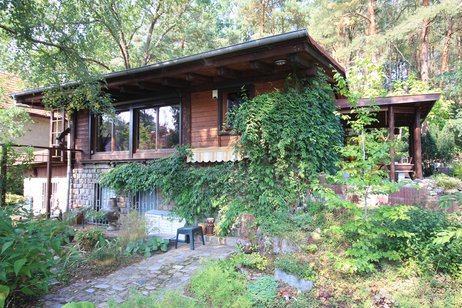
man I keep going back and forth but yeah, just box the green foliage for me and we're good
[125,237,168,257]
[74,228,105,251]
[0,285,9,308]
[107,290,199,308]
[189,261,251,307]
[247,276,278,307]
[100,77,342,230]
[432,174,462,190]
[0,206,72,302]
[231,253,268,271]
[331,205,414,273]
[452,160,462,179]
[118,211,147,248]
[62,302,96,308]
[4,194,26,206]
[89,239,123,263]
[274,254,316,281]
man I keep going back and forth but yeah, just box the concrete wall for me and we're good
[23,177,68,214]
[15,115,49,147]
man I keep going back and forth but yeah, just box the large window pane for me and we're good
[114,111,130,151]
[158,106,179,149]
[138,108,157,150]
[97,115,112,152]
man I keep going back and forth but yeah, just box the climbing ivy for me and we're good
[99,76,343,231]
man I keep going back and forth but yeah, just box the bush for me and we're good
[118,211,147,248]
[189,261,251,307]
[125,236,169,257]
[232,253,268,271]
[247,276,278,307]
[90,239,123,265]
[74,228,105,251]
[452,160,462,179]
[274,254,316,281]
[108,290,199,308]
[5,194,26,206]
[433,174,462,190]
[0,206,72,303]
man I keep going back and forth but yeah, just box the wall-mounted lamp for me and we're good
[274,59,287,66]
[212,89,218,99]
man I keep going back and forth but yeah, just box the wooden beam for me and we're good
[289,53,315,68]
[414,107,423,179]
[185,73,213,84]
[408,124,414,163]
[161,78,189,88]
[389,105,395,181]
[46,148,52,218]
[217,67,240,79]
[250,61,274,74]
[181,93,192,146]
[134,81,165,92]
[0,146,6,207]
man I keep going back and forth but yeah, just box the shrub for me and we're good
[125,236,169,257]
[118,211,147,248]
[433,174,462,190]
[189,261,251,307]
[108,290,199,308]
[232,253,268,271]
[90,239,123,265]
[274,254,316,281]
[0,206,72,303]
[5,194,26,206]
[74,228,105,251]
[247,276,278,307]
[452,160,462,179]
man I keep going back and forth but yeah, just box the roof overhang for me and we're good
[11,30,345,106]
[336,93,440,128]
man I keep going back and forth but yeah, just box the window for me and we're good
[137,105,180,150]
[219,86,253,133]
[96,110,130,152]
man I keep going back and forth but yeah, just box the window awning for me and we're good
[187,147,241,163]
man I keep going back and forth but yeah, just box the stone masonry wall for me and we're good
[71,164,111,209]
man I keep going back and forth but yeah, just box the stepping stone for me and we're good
[95,284,110,289]
[85,288,96,293]
[111,285,126,291]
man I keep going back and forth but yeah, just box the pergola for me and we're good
[336,93,440,180]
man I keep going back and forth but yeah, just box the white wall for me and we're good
[23,177,68,215]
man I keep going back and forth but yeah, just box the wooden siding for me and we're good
[74,111,90,165]
[191,91,219,147]
[190,80,285,148]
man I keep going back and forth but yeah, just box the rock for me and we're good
[95,284,110,289]
[85,288,96,293]
[274,269,313,292]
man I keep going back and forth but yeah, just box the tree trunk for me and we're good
[260,0,266,36]
[420,0,430,82]
[440,16,453,85]
[367,0,378,62]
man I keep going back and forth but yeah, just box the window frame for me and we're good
[217,84,254,136]
[90,97,182,159]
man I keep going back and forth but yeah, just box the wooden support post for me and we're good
[414,107,423,179]
[388,106,395,181]
[0,146,7,207]
[46,148,52,218]
[408,124,414,160]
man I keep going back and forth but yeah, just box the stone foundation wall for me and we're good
[71,164,111,209]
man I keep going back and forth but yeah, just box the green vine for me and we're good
[99,76,343,231]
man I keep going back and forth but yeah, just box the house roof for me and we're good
[0,72,49,117]
[11,30,345,105]
[337,93,440,127]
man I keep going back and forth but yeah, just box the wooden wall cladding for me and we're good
[189,81,285,148]
[74,110,90,164]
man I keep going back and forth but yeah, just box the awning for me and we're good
[187,146,241,163]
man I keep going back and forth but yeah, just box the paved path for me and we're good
[41,243,235,307]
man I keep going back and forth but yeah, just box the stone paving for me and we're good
[40,243,235,308]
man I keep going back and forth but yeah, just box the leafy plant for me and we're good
[247,276,278,307]
[108,290,199,308]
[62,302,96,308]
[274,254,316,281]
[0,206,72,303]
[90,239,123,264]
[125,237,168,257]
[433,174,462,190]
[232,253,268,271]
[74,228,105,251]
[189,261,251,307]
[118,211,147,247]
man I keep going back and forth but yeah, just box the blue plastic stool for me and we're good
[175,226,205,250]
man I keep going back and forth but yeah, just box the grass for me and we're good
[433,174,462,190]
